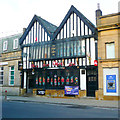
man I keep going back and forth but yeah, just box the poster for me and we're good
[106,75,116,93]
[65,86,79,95]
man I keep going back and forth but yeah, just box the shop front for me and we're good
[27,67,80,97]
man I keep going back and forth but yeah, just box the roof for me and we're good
[19,15,57,45]
[53,5,96,39]
[37,16,57,34]
[99,12,120,19]
[1,33,22,54]
[20,5,96,45]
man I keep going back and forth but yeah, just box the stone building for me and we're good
[0,33,22,95]
[96,11,120,100]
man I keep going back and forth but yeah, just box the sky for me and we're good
[0,0,119,38]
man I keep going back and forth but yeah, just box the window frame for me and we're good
[3,41,8,51]
[0,67,4,85]
[106,42,115,59]
[9,66,15,86]
[13,38,18,49]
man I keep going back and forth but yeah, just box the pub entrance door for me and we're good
[87,67,98,97]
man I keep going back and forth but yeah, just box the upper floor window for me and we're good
[0,67,3,85]
[3,41,8,51]
[106,42,115,59]
[13,39,18,49]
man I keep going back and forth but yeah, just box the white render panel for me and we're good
[67,18,69,38]
[64,23,66,38]
[24,72,26,89]
[23,47,26,69]
[90,38,95,65]
[27,47,29,69]
[81,21,84,36]
[86,38,90,66]
[74,13,76,36]
[78,17,80,36]
[80,69,86,90]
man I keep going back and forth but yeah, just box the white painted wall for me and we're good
[23,72,27,89]
[90,38,95,65]
[80,69,86,90]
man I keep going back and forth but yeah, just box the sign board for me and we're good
[65,86,79,95]
[37,90,45,95]
[0,62,8,66]
[106,75,116,93]
[51,44,56,58]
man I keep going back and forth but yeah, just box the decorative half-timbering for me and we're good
[20,5,98,97]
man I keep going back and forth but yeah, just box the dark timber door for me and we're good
[87,67,98,97]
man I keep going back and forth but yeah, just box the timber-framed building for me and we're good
[19,5,98,97]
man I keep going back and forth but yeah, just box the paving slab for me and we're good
[2,95,119,109]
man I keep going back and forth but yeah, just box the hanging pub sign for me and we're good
[94,60,98,66]
[51,43,56,58]
[65,86,79,95]
[106,75,116,93]
[18,61,23,70]
[37,90,45,95]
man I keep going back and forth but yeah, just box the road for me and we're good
[2,101,118,119]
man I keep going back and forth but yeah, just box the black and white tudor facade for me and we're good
[20,5,98,97]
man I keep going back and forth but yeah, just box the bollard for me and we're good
[5,90,7,100]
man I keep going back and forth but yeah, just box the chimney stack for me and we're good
[23,28,26,33]
[95,3,102,26]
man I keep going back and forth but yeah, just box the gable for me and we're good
[53,5,96,40]
[19,15,57,45]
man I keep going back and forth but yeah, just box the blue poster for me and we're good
[106,75,116,93]
[65,86,79,95]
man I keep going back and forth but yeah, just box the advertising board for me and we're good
[65,86,79,95]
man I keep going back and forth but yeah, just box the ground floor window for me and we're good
[0,67,4,84]
[32,68,79,89]
[9,66,14,85]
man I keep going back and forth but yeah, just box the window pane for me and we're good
[0,72,3,75]
[0,81,3,84]
[82,40,85,55]
[39,46,41,59]
[42,46,44,58]
[106,43,115,59]
[70,41,73,56]
[74,41,77,56]
[0,76,3,80]
[11,76,14,79]
[11,71,14,75]
[45,45,47,58]
[64,43,66,56]
[67,42,70,56]
[11,66,14,70]
[57,44,60,57]
[0,67,3,70]
[60,43,63,57]
[48,45,50,58]
[77,41,81,56]
[10,81,14,84]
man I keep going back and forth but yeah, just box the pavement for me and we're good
[1,95,119,109]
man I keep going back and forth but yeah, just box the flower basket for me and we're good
[68,63,75,67]
[43,64,49,69]
[57,63,62,67]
